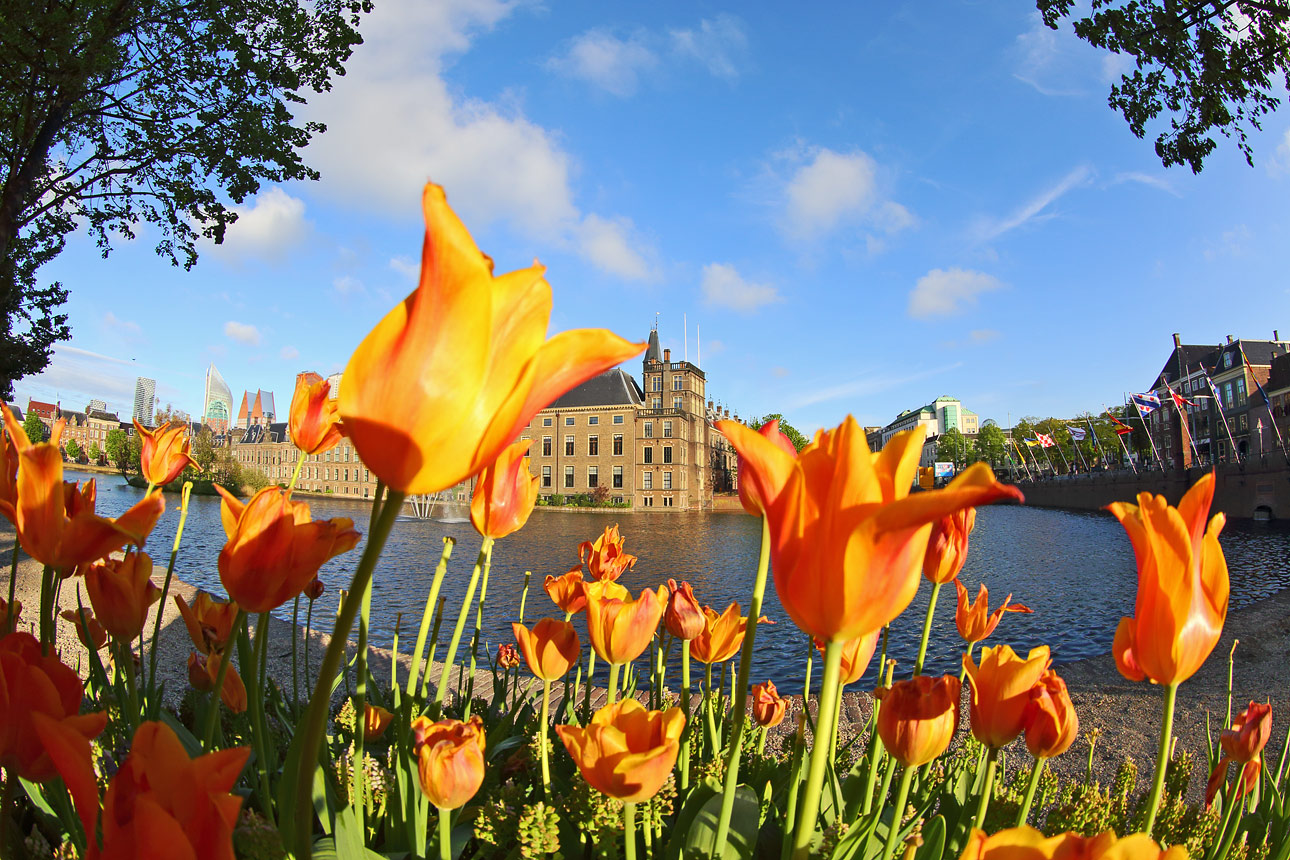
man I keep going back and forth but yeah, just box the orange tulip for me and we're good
[187,652,248,714]
[955,580,1033,645]
[512,618,580,681]
[963,644,1051,749]
[410,715,487,809]
[133,419,200,487]
[3,406,164,574]
[1206,701,1272,804]
[174,592,240,655]
[364,704,394,742]
[737,419,798,516]
[83,551,161,641]
[690,603,750,665]
[555,699,685,802]
[289,372,345,455]
[81,720,250,860]
[817,631,882,685]
[961,826,1187,860]
[1,597,20,634]
[1108,472,1229,686]
[578,523,637,582]
[61,607,109,650]
[215,485,360,613]
[717,416,1023,643]
[872,674,961,767]
[583,580,666,665]
[664,579,705,640]
[0,411,17,525]
[923,508,975,584]
[751,681,788,728]
[1,632,107,838]
[470,438,538,539]
[544,566,589,615]
[1023,670,1079,758]
[338,184,644,496]
[496,642,520,669]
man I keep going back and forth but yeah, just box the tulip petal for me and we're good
[1112,617,1146,682]
[717,419,798,515]
[33,711,108,840]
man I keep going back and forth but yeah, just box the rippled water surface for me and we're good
[72,471,1290,692]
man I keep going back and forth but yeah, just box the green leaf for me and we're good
[682,785,760,860]
[915,815,946,860]
[665,781,720,860]
[158,709,204,758]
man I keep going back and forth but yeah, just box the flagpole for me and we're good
[1011,438,1032,481]
[1203,367,1239,462]
[1050,437,1071,474]
[1037,437,1058,474]
[1105,406,1138,474]
[1183,365,1209,466]
[1132,398,1167,471]
[1068,426,1090,472]
[1084,415,1103,470]
[1240,346,1289,459]
[1165,379,1202,467]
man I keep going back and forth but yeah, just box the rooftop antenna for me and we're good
[653,312,659,332]
[684,313,688,363]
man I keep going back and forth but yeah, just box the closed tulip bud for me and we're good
[512,618,580,681]
[583,580,666,665]
[411,715,487,809]
[961,826,1187,860]
[555,699,685,802]
[2,597,22,634]
[364,704,394,742]
[690,602,749,665]
[187,652,247,714]
[470,438,538,539]
[83,551,161,641]
[816,631,882,685]
[60,607,108,650]
[1023,670,1079,758]
[289,372,345,455]
[964,644,1051,749]
[751,681,787,728]
[306,577,325,600]
[134,419,200,487]
[496,642,521,669]
[1206,701,1273,805]
[955,580,1032,645]
[923,508,975,584]
[174,591,239,655]
[544,566,588,615]
[736,419,798,516]
[664,578,705,640]
[1108,472,1229,686]
[577,524,638,582]
[872,675,961,767]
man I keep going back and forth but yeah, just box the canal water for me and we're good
[69,471,1290,693]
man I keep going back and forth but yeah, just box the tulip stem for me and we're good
[623,802,637,860]
[408,539,455,697]
[464,544,494,719]
[608,662,621,705]
[250,613,277,824]
[202,608,246,749]
[290,595,301,712]
[304,598,314,690]
[439,806,452,860]
[973,747,999,830]
[115,637,141,731]
[148,482,191,709]
[704,662,719,756]
[1142,682,1178,837]
[5,540,17,631]
[880,765,915,860]
[1015,756,1046,826]
[39,564,55,654]
[713,514,771,858]
[537,678,552,794]
[353,568,374,833]
[582,649,597,721]
[680,640,691,789]
[433,537,491,716]
[291,490,404,859]
[518,570,532,624]
[792,639,842,860]
[287,452,306,494]
[913,582,942,677]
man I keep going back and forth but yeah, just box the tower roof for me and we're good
[645,329,662,363]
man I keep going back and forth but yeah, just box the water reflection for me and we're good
[72,471,1290,693]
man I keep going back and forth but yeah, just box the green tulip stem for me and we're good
[287,452,306,494]
[704,661,719,756]
[1015,756,1046,827]
[250,613,276,824]
[291,596,301,712]
[434,537,492,715]
[680,639,692,789]
[974,747,999,830]
[439,806,452,860]
[582,648,598,720]
[880,765,915,860]
[202,608,247,749]
[422,596,448,700]
[463,540,494,720]
[624,802,637,860]
[148,482,191,706]
[408,538,455,697]
[352,570,374,832]
[518,570,532,624]
[792,639,843,860]
[5,540,18,631]
[913,581,942,676]
[608,661,621,705]
[1142,682,1179,836]
[540,679,552,793]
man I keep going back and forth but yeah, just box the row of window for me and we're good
[640,496,676,507]
[537,466,679,490]
[648,375,687,392]
[539,414,626,427]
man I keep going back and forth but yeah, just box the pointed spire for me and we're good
[645,328,662,364]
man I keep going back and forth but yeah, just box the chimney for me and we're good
[1275,330,1280,341]
[1227,335,1234,344]
[1172,333,1181,350]
[663,348,671,362]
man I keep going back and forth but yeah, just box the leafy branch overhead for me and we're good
[1037,0,1290,172]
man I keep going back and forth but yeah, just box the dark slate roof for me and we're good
[547,369,644,409]
[61,410,87,425]
[242,424,268,444]
[1268,352,1290,394]
[1206,339,1290,376]
[5,404,21,421]
[269,421,288,442]
[1152,344,1219,387]
[87,409,119,422]
[645,329,661,363]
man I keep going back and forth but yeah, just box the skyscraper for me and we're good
[132,377,156,426]
[203,364,233,432]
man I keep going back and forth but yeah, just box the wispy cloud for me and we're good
[909,268,1003,319]
[973,164,1092,242]
[224,321,262,346]
[670,15,749,80]
[790,362,963,410]
[700,263,782,312]
[1111,172,1181,197]
[547,29,658,97]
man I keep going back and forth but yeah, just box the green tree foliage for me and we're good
[190,428,218,471]
[974,421,1008,467]
[936,427,972,467]
[0,0,369,397]
[1038,0,1290,172]
[105,427,128,471]
[65,438,81,461]
[753,413,809,452]
[22,412,46,443]
[86,441,101,463]
[127,432,143,474]
[154,404,191,427]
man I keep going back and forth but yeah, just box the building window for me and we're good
[613,415,624,424]
[1224,352,1233,369]
[1236,378,1247,405]
[613,434,623,456]
[673,376,683,390]
[588,435,598,456]
[1224,383,1234,408]
[588,466,598,488]
[613,466,623,488]
[543,436,552,457]
[564,466,575,488]
[652,397,662,410]
[673,397,683,410]
[663,421,673,438]
[565,436,574,456]
[652,377,662,392]
[542,466,552,488]
[644,422,653,438]
[543,417,553,426]
[642,496,654,507]
[663,471,673,489]
[588,415,598,425]
[565,416,575,426]
[663,446,673,464]
[643,472,652,489]
[663,496,674,507]
[644,447,653,464]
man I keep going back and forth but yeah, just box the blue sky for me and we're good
[16,1,1290,436]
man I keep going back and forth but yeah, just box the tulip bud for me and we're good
[690,602,750,665]
[174,592,239,655]
[411,715,487,809]
[817,631,881,685]
[496,643,520,669]
[363,704,394,742]
[512,618,580,682]
[664,579,704,640]
[1206,702,1273,805]
[873,675,960,767]
[306,577,325,600]
[187,651,247,714]
[543,566,587,615]
[60,608,108,651]
[923,509,975,584]
[577,524,637,582]
[583,582,666,665]
[1,597,21,634]
[751,681,787,728]
[83,551,161,641]
[962,826,1188,859]
[134,419,200,487]
[1023,670,1079,758]
[289,372,345,455]
[470,438,538,540]
[736,419,797,516]
[964,644,1051,749]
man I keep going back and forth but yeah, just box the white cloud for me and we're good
[670,15,748,80]
[389,255,419,281]
[223,321,262,345]
[333,275,366,295]
[102,311,141,336]
[22,345,138,411]
[1203,224,1251,260]
[576,215,653,280]
[973,164,1092,242]
[209,187,310,263]
[1111,172,1182,197]
[548,30,657,97]
[700,263,782,312]
[778,148,914,243]
[908,268,1003,319]
[280,346,300,360]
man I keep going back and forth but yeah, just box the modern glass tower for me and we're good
[132,377,156,426]
[203,364,233,432]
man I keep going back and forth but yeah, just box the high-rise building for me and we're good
[236,389,276,429]
[203,364,234,432]
[132,377,156,426]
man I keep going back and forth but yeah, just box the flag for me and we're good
[1067,426,1086,441]
[1239,346,1273,407]
[1106,411,1134,436]
[1085,417,1103,451]
[1199,367,1224,410]
[1024,439,1039,447]
[1036,433,1056,448]
[1130,393,1161,414]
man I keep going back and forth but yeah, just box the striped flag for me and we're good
[1239,346,1273,406]
[1106,411,1134,436]
[1036,433,1056,448]
[1067,426,1086,441]
[1130,393,1161,414]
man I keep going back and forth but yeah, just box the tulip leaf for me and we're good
[682,785,759,860]
[914,815,946,860]
[158,709,204,758]
[664,781,720,860]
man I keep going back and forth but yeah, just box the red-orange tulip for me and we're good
[470,438,538,539]
[1207,701,1273,805]
[964,644,1051,749]
[737,419,798,516]
[1108,472,1229,686]
[410,715,487,809]
[583,581,666,665]
[216,485,360,613]
[872,674,961,767]
[175,592,240,655]
[718,416,1023,643]
[578,523,637,582]
[61,607,109,651]
[289,372,345,455]
[338,184,644,495]
[751,681,788,728]
[187,652,248,714]
[690,603,750,665]
[955,580,1033,645]
[1,632,107,838]
[544,566,589,615]
[512,618,580,681]
[555,699,685,802]
[83,551,161,641]
[364,704,394,742]
[923,508,976,584]
[817,631,882,685]
[496,642,520,669]
[664,579,705,640]
[3,407,164,573]
[305,577,325,600]
[1023,670,1079,758]
[133,419,200,487]
[962,826,1188,860]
